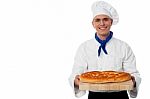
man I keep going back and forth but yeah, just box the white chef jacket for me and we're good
[69,37,141,98]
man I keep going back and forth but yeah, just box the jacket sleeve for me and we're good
[122,43,141,98]
[68,43,88,98]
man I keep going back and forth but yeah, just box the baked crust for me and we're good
[79,71,131,83]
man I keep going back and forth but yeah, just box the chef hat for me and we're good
[91,1,119,25]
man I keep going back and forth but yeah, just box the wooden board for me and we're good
[79,80,133,91]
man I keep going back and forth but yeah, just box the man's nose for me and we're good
[100,20,104,25]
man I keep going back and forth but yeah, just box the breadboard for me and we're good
[79,80,133,91]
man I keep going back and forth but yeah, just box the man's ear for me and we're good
[92,20,95,28]
[111,19,113,25]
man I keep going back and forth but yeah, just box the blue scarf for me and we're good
[95,31,113,57]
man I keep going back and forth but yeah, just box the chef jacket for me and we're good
[69,37,141,98]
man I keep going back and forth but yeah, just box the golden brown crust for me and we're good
[79,71,131,83]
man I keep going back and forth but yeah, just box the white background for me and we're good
[0,0,149,99]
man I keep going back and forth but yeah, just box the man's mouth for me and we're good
[98,27,107,30]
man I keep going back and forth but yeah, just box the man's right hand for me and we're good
[74,75,80,88]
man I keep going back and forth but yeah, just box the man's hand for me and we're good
[131,76,136,87]
[74,75,80,88]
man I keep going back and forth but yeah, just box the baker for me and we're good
[69,1,141,99]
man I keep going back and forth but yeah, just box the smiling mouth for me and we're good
[99,27,107,30]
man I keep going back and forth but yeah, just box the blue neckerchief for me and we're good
[95,31,113,56]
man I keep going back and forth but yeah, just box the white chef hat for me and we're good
[91,1,119,25]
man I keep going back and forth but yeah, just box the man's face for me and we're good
[92,15,112,37]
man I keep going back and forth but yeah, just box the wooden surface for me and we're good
[79,80,133,91]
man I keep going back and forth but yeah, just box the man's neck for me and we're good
[97,33,110,40]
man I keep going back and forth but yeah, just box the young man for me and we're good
[69,1,141,99]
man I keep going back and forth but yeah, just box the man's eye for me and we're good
[103,18,110,21]
[95,19,100,22]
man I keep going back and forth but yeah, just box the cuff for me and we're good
[74,86,86,98]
